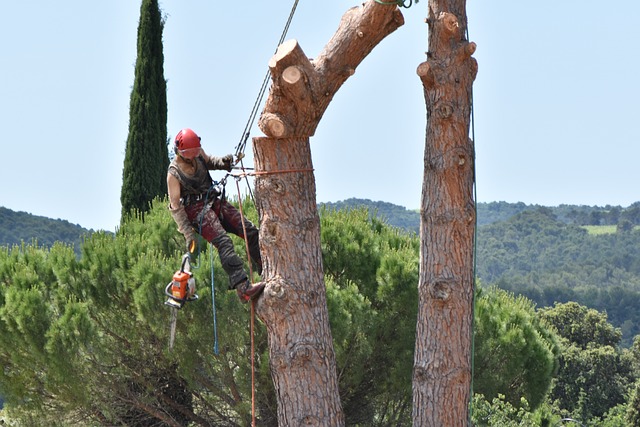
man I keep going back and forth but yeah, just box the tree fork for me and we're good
[252,2,405,425]
[413,6,478,427]
[258,2,404,138]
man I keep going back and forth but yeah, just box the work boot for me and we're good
[236,280,265,303]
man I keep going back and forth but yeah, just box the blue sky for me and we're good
[2,1,639,231]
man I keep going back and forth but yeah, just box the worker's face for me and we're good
[179,147,200,159]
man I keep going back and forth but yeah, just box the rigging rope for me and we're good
[233,0,301,206]
[234,0,301,160]
[191,180,226,354]
[466,24,478,427]
[197,2,302,422]
[210,245,219,355]
[373,0,416,8]
[234,177,258,427]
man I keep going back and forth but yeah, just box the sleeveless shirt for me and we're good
[168,156,214,199]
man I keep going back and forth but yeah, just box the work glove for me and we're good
[222,154,234,171]
[186,236,197,254]
[204,153,234,171]
[169,204,197,252]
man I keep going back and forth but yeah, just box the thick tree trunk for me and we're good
[251,2,404,425]
[412,1,478,426]
[253,136,342,426]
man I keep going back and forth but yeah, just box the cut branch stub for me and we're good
[416,62,435,88]
[259,112,291,139]
[417,12,477,90]
[258,1,404,139]
[429,12,465,60]
[258,40,317,139]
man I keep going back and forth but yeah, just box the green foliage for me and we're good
[7,195,640,425]
[0,199,262,425]
[476,208,640,346]
[538,302,621,349]
[595,403,630,427]
[539,302,635,421]
[120,0,169,218]
[471,393,562,426]
[626,380,640,426]
[320,206,418,426]
[473,286,560,410]
[583,225,617,235]
[0,199,422,426]
[321,198,420,233]
[476,201,537,226]
[320,199,640,231]
[321,200,640,348]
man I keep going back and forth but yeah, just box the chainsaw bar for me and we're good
[168,307,178,350]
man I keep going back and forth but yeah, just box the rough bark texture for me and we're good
[258,1,404,139]
[251,2,404,425]
[253,136,342,426]
[412,1,478,426]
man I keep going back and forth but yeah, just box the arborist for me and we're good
[167,128,265,303]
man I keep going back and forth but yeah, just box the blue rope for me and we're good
[193,178,226,355]
[210,245,219,355]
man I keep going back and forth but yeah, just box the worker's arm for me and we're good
[167,172,196,252]
[167,172,183,211]
[201,149,233,171]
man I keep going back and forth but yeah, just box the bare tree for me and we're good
[251,2,404,425]
[412,0,478,425]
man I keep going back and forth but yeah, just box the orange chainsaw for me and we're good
[164,252,199,309]
[165,252,199,350]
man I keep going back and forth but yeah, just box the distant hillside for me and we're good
[321,198,420,233]
[475,207,640,346]
[5,200,637,251]
[0,207,94,254]
[320,199,537,231]
[320,199,640,231]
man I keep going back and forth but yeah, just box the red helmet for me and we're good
[174,128,201,159]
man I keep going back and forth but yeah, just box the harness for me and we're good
[181,190,219,206]
[169,155,226,208]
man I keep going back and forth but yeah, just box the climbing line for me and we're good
[235,168,315,178]
[234,0,301,159]
[192,181,225,354]
[233,0,301,207]
[467,25,478,426]
[210,245,219,355]
[234,178,258,427]
[250,300,256,427]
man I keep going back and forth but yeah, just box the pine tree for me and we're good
[120,0,168,220]
[413,1,478,424]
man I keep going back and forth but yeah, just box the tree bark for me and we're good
[251,2,404,425]
[412,1,478,426]
[258,2,404,139]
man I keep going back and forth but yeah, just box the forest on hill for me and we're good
[323,199,640,346]
[324,198,640,229]
[0,207,94,256]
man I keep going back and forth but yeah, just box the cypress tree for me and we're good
[120,0,168,220]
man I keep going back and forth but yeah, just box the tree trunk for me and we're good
[251,2,404,425]
[412,1,478,425]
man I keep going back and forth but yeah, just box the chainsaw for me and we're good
[165,252,199,349]
[164,252,199,309]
